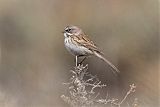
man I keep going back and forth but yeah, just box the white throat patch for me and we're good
[64,32,73,38]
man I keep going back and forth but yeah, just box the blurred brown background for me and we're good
[0,0,159,107]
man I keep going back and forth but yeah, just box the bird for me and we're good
[63,25,120,73]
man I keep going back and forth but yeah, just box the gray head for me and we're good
[63,25,83,36]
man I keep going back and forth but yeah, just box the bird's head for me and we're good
[63,25,83,37]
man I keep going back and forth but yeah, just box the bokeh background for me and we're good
[0,0,159,107]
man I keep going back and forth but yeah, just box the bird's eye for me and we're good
[65,28,71,32]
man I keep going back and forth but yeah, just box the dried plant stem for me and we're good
[61,64,137,107]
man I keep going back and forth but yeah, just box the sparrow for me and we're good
[63,25,120,73]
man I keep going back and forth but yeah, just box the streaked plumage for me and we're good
[63,25,120,73]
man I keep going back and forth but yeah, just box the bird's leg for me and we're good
[75,56,78,66]
[77,55,88,65]
[75,55,87,66]
[78,57,87,65]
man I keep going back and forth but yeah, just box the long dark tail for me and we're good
[94,51,120,74]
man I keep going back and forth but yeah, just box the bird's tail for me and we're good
[94,51,120,74]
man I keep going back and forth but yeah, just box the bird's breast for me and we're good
[64,37,92,56]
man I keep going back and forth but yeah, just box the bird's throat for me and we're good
[64,32,73,38]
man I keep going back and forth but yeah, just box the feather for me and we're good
[94,51,120,74]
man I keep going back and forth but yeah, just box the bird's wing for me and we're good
[72,34,120,74]
[72,34,101,53]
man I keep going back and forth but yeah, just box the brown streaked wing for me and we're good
[72,34,101,53]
